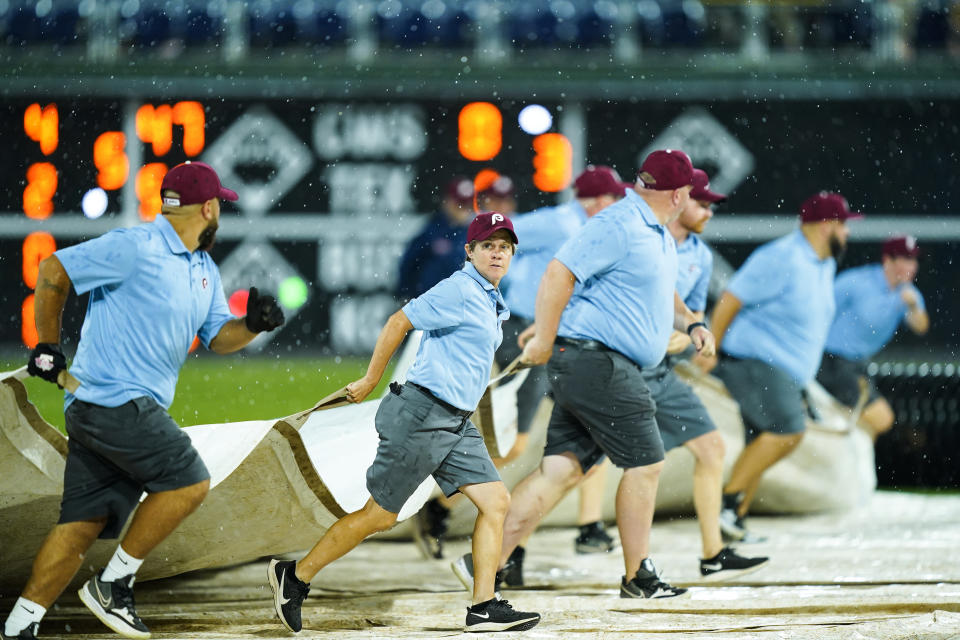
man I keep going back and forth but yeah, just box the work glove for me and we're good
[244,287,285,333]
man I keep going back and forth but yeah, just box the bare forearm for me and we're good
[364,311,414,384]
[906,308,929,335]
[533,259,577,344]
[210,319,258,354]
[709,291,743,351]
[672,291,701,332]
[34,256,71,344]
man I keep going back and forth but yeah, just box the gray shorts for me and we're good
[62,397,210,539]
[714,355,806,441]
[366,383,501,514]
[642,362,716,451]
[543,342,664,471]
[494,314,549,434]
[816,352,881,408]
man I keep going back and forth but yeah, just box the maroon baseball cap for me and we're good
[573,165,632,198]
[467,211,519,245]
[446,176,475,205]
[160,161,238,206]
[799,192,864,223]
[690,169,727,203]
[636,149,694,191]
[882,235,920,259]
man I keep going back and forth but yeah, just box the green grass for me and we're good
[2,355,391,433]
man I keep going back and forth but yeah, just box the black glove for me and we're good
[27,343,67,385]
[244,286,285,333]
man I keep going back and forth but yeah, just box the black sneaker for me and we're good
[700,546,769,581]
[719,492,747,541]
[465,598,540,632]
[0,623,39,640]
[413,498,450,559]
[574,521,618,554]
[78,572,150,639]
[451,552,505,595]
[501,546,524,587]
[620,558,688,599]
[268,559,310,632]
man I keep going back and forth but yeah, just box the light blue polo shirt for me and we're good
[554,189,678,368]
[825,263,926,360]
[676,233,713,311]
[722,229,836,384]
[402,262,509,411]
[56,215,234,410]
[502,200,588,320]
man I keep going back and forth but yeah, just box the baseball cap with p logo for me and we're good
[882,235,920,259]
[799,192,864,223]
[573,165,633,198]
[161,161,238,207]
[467,211,519,244]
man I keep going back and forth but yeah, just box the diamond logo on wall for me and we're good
[640,108,754,194]
[217,240,309,351]
[204,106,314,217]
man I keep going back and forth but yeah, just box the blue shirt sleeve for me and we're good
[554,215,628,283]
[727,244,791,306]
[686,246,713,312]
[55,229,139,295]
[198,265,235,349]
[402,277,465,331]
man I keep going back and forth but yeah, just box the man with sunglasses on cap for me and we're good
[267,212,540,634]
[639,169,769,579]
[696,192,862,543]
[453,150,717,599]
[396,176,476,300]
[5,162,284,640]
[817,235,928,441]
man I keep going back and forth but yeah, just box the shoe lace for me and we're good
[110,578,140,619]
[290,578,310,604]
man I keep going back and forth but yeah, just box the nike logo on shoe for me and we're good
[279,568,291,605]
[94,580,111,608]
[701,562,723,571]
[470,611,490,619]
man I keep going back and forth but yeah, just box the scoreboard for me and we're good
[1,97,572,353]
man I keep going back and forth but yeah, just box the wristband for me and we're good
[686,321,707,335]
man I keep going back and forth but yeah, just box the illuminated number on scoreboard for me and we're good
[532,133,573,192]
[94,131,129,191]
[136,163,168,221]
[21,231,56,349]
[23,162,58,220]
[137,101,205,157]
[458,102,502,162]
[23,103,58,156]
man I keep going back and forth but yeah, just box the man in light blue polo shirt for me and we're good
[455,150,717,600]
[817,235,929,440]
[268,213,541,634]
[698,192,862,543]
[7,162,284,640]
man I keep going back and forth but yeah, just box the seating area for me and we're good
[1,0,957,59]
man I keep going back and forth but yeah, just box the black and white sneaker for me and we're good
[268,559,310,633]
[0,623,39,640]
[574,521,618,554]
[465,598,540,632]
[413,498,450,559]
[78,572,150,639]
[620,558,688,599]
[720,509,767,544]
[501,546,525,587]
[700,546,769,581]
[451,553,505,595]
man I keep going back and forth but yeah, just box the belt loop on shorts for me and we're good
[406,382,473,418]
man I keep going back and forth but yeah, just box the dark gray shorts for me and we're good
[61,397,210,539]
[494,314,549,434]
[642,362,716,451]
[366,383,501,514]
[543,344,664,471]
[714,355,806,441]
[816,352,881,408]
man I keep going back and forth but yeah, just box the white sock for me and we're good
[4,598,45,636]
[100,545,144,583]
